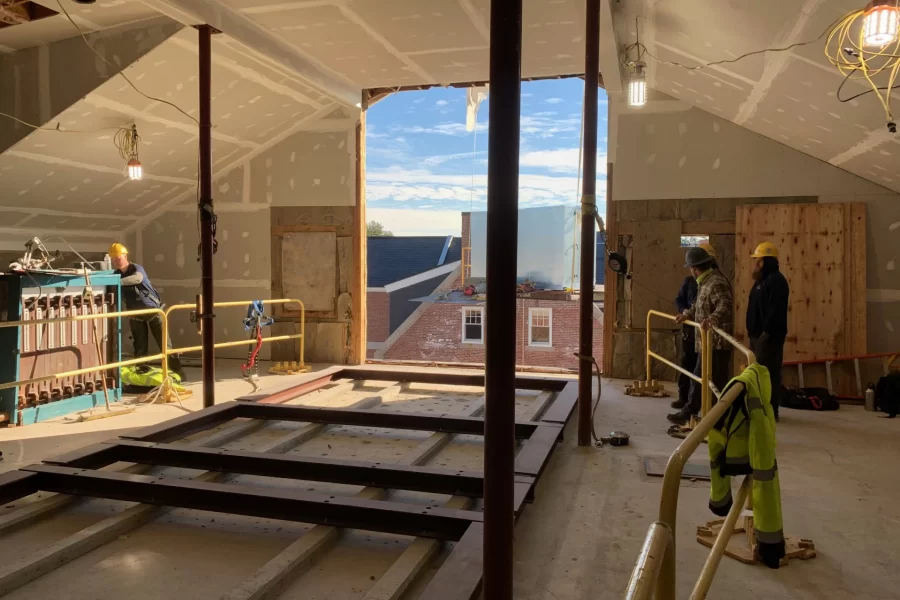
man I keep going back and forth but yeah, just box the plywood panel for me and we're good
[735,204,865,373]
[281,231,337,312]
[629,220,684,330]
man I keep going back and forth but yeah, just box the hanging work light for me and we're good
[628,63,647,108]
[127,158,143,181]
[863,0,900,47]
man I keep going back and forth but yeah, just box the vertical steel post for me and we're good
[483,0,521,597]
[578,0,600,446]
[198,25,215,408]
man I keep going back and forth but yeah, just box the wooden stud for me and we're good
[351,91,368,365]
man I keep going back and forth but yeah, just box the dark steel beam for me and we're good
[236,366,344,404]
[225,403,546,439]
[22,465,481,541]
[197,24,216,408]
[539,380,579,425]
[419,522,484,600]
[0,470,40,506]
[578,0,601,446]
[121,400,240,443]
[333,368,567,392]
[513,425,564,479]
[484,0,522,597]
[50,440,488,498]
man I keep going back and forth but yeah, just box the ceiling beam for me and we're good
[599,0,622,94]
[138,0,360,107]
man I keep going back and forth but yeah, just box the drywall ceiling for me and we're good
[618,0,900,195]
[0,25,336,234]
[0,0,158,51]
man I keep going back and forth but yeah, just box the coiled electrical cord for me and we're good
[574,352,604,447]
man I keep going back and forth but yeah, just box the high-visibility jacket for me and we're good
[708,363,785,568]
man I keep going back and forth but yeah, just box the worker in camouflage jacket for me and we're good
[671,247,734,425]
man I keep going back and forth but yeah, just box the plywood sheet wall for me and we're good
[628,220,684,329]
[734,203,866,365]
[281,231,337,312]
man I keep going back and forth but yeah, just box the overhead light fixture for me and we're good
[127,158,143,181]
[628,62,647,108]
[864,0,900,46]
[116,123,143,180]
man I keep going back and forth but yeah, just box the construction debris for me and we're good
[625,380,670,397]
[268,361,312,375]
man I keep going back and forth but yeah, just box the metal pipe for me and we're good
[655,381,746,600]
[483,0,521,596]
[0,353,167,392]
[625,522,672,600]
[198,24,215,408]
[171,334,302,355]
[0,307,165,328]
[577,0,600,447]
[646,310,703,384]
[690,476,752,600]
[711,326,756,365]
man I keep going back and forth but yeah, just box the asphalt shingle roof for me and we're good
[368,236,461,287]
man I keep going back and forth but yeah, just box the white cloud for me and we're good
[422,151,487,167]
[545,97,564,104]
[436,100,448,107]
[368,208,462,236]
[366,167,606,207]
[520,149,608,174]
[401,122,487,136]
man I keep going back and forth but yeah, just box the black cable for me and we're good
[837,68,900,102]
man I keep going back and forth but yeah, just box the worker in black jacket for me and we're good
[746,242,790,420]
[672,274,698,410]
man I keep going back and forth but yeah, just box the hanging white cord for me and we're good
[469,107,479,212]
[570,84,586,289]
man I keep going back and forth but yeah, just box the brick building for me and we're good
[367,211,603,370]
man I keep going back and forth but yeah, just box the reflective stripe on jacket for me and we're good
[708,363,785,562]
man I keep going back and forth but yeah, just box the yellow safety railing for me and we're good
[646,310,712,416]
[0,299,306,406]
[0,307,167,393]
[626,380,747,600]
[629,311,760,600]
[164,298,307,380]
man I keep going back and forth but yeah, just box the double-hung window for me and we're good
[528,307,552,347]
[462,307,484,343]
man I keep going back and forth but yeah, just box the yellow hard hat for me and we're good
[108,242,129,258]
[751,242,778,258]
[698,241,716,258]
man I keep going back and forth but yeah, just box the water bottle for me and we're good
[103,254,112,271]
[865,384,876,412]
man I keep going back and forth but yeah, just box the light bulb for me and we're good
[629,63,647,108]
[127,158,143,181]
[864,1,900,47]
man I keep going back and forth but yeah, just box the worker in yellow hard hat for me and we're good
[109,243,185,380]
[747,242,790,420]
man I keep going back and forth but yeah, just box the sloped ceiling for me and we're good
[0,25,338,235]
[617,0,900,195]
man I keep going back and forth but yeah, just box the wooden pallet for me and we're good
[697,512,816,566]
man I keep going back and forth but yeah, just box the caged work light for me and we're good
[628,62,647,108]
[863,0,900,47]
[115,123,143,181]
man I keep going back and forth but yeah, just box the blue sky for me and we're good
[366,78,609,236]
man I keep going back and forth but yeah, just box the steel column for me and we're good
[483,0,522,597]
[198,24,216,408]
[578,0,600,447]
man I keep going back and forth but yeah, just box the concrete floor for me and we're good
[1,364,898,599]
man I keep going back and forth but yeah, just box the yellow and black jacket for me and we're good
[708,363,785,568]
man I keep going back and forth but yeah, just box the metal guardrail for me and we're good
[631,311,760,600]
[164,298,307,381]
[645,310,712,415]
[0,298,306,409]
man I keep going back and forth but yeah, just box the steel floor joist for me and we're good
[0,368,578,600]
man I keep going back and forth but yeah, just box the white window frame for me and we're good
[461,307,484,344]
[528,307,553,347]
